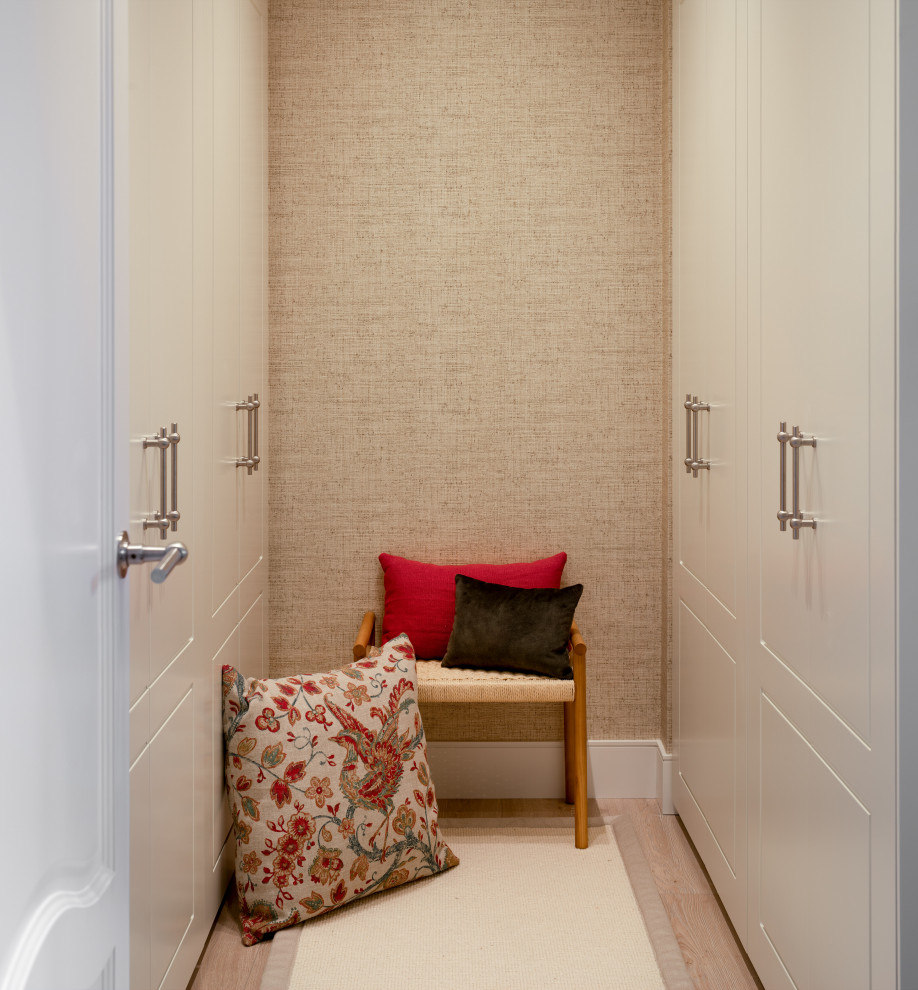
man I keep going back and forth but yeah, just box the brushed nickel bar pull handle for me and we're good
[142,427,170,538]
[777,422,792,531]
[789,426,817,539]
[166,423,181,532]
[247,395,254,476]
[691,397,711,477]
[252,393,260,471]
[235,397,255,472]
[159,428,168,535]
[684,394,694,473]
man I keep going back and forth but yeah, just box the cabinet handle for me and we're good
[142,427,171,538]
[167,423,181,532]
[247,394,254,471]
[691,398,711,476]
[777,422,792,531]
[236,396,255,474]
[142,424,181,536]
[235,394,262,475]
[252,393,260,471]
[683,395,711,478]
[789,426,817,539]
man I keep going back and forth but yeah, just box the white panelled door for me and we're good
[0,2,130,989]
[746,0,898,987]
[128,2,206,988]
[129,1,268,985]
[209,0,269,876]
[672,0,748,936]
[212,0,267,621]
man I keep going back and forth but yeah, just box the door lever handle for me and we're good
[117,531,188,583]
[152,544,186,583]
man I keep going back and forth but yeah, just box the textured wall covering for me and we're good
[269,0,669,742]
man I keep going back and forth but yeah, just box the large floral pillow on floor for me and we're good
[221,633,459,946]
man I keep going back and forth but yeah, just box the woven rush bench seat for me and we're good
[413,659,577,704]
[353,610,590,848]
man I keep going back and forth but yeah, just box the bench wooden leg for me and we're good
[572,654,588,849]
[563,700,576,804]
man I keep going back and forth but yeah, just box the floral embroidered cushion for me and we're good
[378,551,568,658]
[221,633,459,945]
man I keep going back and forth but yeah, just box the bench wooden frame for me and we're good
[353,612,589,848]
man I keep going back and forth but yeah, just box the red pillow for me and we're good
[378,552,568,659]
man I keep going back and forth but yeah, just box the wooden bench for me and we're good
[353,612,589,848]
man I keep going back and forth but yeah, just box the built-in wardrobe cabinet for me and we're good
[671,0,748,934]
[128,1,267,988]
[673,2,898,988]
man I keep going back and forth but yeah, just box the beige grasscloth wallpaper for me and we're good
[268,0,672,745]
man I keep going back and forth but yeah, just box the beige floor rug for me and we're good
[259,817,693,990]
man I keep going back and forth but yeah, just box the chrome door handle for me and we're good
[684,395,694,473]
[117,531,188,583]
[777,422,792,530]
[789,426,817,538]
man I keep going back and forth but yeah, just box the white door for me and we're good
[746,0,897,986]
[0,2,130,989]
[672,0,748,935]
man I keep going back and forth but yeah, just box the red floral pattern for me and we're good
[222,634,458,945]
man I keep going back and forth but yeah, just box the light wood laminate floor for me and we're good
[186,798,763,990]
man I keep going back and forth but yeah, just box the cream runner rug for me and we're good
[259,818,693,990]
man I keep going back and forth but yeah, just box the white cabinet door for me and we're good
[746,1,897,986]
[209,596,267,874]
[207,0,268,921]
[128,2,200,988]
[0,2,130,988]
[127,2,267,986]
[212,0,243,616]
[128,0,195,712]
[238,0,267,583]
[212,0,267,620]
[672,0,748,936]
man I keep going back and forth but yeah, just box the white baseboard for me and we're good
[427,739,674,813]
[656,740,675,814]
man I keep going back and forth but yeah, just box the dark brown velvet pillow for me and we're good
[441,575,583,678]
